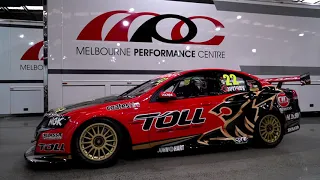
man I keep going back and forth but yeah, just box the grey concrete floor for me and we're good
[1,116,320,180]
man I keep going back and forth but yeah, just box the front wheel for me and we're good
[253,114,284,148]
[73,119,123,168]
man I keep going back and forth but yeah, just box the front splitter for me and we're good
[24,145,71,164]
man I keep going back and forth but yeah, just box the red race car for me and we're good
[25,68,310,167]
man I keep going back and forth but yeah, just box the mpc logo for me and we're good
[77,10,225,46]
[21,41,44,61]
[20,41,44,71]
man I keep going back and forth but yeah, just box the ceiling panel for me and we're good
[1,0,320,22]
[0,0,43,21]
[222,0,320,6]
[0,0,42,7]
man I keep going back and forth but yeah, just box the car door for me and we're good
[138,71,224,143]
[208,70,257,139]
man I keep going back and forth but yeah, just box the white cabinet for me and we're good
[62,85,106,106]
[110,85,137,96]
[10,86,44,114]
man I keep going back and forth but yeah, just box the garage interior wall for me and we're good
[47,0,320,112]
[0,21,44,115]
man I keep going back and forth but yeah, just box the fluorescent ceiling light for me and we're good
[6,6,43,10]
[302,0,320,4]
[25,6,43,10]
[7,6,24,10]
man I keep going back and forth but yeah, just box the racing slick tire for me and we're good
[72,118,124,168]
[253,114,284,148]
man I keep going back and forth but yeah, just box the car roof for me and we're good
[157,68,259,80]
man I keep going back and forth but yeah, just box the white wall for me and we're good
[47,0,320,112]
[0,21,44,114]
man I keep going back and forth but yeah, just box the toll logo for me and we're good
[133,108,206,131]
[77,10,225,46]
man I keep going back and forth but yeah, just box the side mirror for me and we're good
[158,92,177,101]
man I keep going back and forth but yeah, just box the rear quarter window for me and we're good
[218,72,248,93]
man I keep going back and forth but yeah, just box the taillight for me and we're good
[292,90,298,99]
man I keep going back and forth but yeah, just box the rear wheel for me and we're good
[253,114,284,148]
[73,119,122,168]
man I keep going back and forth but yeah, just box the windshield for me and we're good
[118,77,169,99]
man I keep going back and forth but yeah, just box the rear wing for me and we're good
[263,73,311,88]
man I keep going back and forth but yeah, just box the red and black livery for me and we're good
[24,68,310,167]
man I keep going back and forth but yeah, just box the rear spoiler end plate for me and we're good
[263,73,311,88]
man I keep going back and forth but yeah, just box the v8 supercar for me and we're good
[25,69,310,167]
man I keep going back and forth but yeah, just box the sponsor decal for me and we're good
[234,137,248,144]
[285,112,300,121]
[156,78,169,85]
[160,92,176,97]
[157,72,180,79]
[134,108,206,131]
[55,107,66,113]
[20,41,44,71]
[44,112,59,118]
[222,74,240,86]
[48,117,66,126]
[277,92,290,108]
[222,85,246,92]
[42,133,63,140]
[38,143,65,151]
[220,74,246,92]
[287,125,300,133]
[106,102,140,111]
[76,10,226,59]
[157,145,185,153]
[279,106,292,113]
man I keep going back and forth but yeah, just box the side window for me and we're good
[162,75,208,99]
[217,72,248,93]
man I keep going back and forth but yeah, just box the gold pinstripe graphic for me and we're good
[198,92,249,145]
[209,137,234,141]
[199,88,278,144]
[245,116,255,129]
[132,135,197,150]
[244,119,254,133]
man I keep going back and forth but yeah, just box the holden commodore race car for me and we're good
[25,68,310,167]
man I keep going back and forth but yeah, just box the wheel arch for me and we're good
[252,107,286,148]
[70,116,133,156]
[271,106,287,124]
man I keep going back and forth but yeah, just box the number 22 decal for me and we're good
[223,74,240,86]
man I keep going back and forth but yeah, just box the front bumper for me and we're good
[24,145,71,164]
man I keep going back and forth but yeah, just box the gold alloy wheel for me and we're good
[259,115,282,143]
[79,123,118,161]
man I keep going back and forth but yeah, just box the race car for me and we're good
[24,68,311,167]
